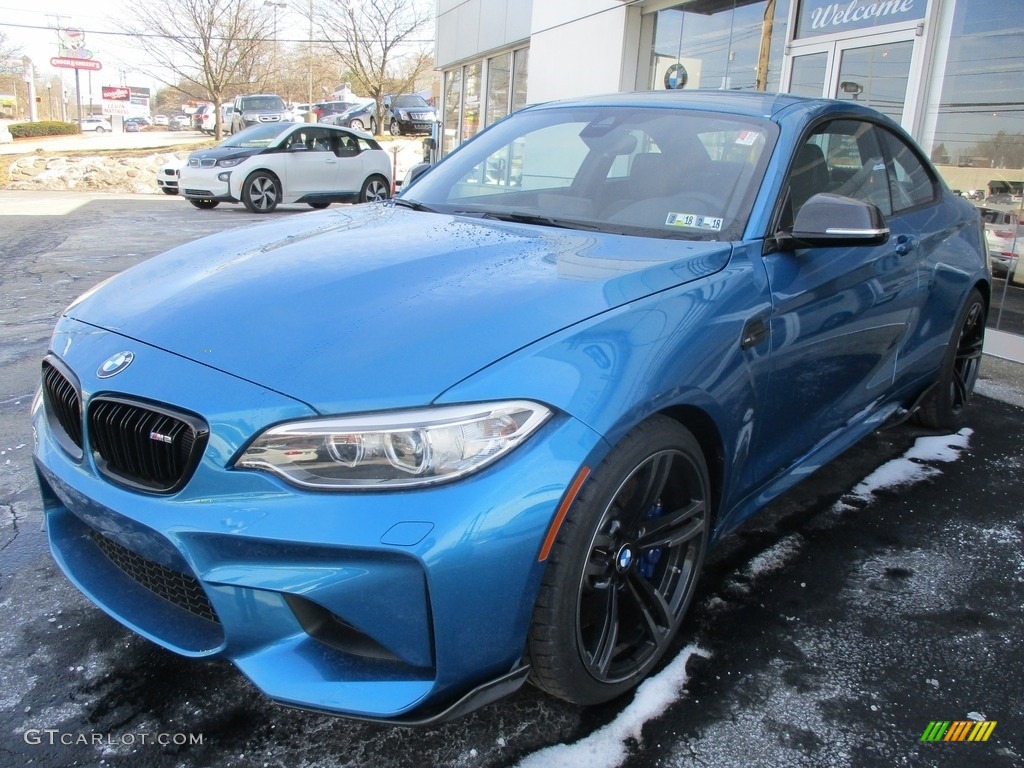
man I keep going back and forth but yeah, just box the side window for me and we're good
[879,129,938,212]
[336,133,360,156]
[784,119,892,229]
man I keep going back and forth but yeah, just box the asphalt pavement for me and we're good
[0,190,1021,768]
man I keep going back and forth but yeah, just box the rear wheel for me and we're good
[359,175,390,203]
[241,171,281,213]
[528,417,710,705]
[915,287,986,429]
[369,118,377,134]
[188,199,219,209]
[308,202,331,209]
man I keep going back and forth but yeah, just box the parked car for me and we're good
[179,121,391,212]
[191,104,212,131]
[124,120,140,133]
[156,161,182,195]
[153,114,169,126]
[77,117,112,133]
[321,100,376,133]
[230,94,289,134]
[384,93,437,135]
[33,91,989,725]
[125,116,150,129]
[169,114,191,131]
[311,100,360,122]
[198,103,233,134]
[977,203,1023,276]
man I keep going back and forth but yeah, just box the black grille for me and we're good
[90,529,219,624]
[42,359,83,455]
[88,397,208,493]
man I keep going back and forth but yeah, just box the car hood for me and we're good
[188,146,263,162]
[65,206,732,413]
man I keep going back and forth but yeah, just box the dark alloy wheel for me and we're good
[916,287,986,429]
[359,176,391,203]
[242,171,281,213]
[528,417,710,705]
[308,202,331,209]
[188,198,219,209]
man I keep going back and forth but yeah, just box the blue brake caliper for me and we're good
[638,500,662,578]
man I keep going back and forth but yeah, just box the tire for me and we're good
[389,118,402,136]
[915,287,986,429]
[528,416,710,705]
[359,175,390,203]
[241,171,281,213]
[160,188,178,196]
[350,119,364,131]
[95,127,105,133]
[189,199,219,209]
[369,118,377,135]
[308,202,331,209]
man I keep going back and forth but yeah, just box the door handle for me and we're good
[895,235,918,255]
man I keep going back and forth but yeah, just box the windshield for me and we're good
[402,105,775,241]
[393,95,431,109]
[240,96,286,111]
[219,123,292,148]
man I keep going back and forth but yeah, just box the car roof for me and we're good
[522,89,882,123]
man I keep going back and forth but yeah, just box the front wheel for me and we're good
[160,187,178,196]
[308,202,331,209]
[389,118,402,136]
[528,417,710,705]
[94,127,105,133]
[915,288,986,429]
[359,175,390,203]
[241,171,281,213]
[369,118,377,135]
[350,119,365,131]
[189,198,219,209]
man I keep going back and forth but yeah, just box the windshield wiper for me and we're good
[474,211,607,232]
[392,198,436,212]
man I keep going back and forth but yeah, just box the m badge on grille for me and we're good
[97,351,134,379]
[150,432,174,444]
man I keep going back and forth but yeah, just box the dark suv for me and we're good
[384,94,437,136]
[230,94,288,134]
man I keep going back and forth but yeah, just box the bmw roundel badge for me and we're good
[97,351,135,379]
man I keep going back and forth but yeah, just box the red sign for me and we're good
[50,57,102,71]
[102,86,130,101]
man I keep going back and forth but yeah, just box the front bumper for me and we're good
[33,319,604,720]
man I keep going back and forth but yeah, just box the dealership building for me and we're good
[434,0,1024,360]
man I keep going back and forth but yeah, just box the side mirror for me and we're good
[403,162,432,189]
[777,193,889,251]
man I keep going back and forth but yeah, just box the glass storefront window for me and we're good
[926,0,1024,339]
[513,48,530,111]
[651,0,791,93]
[486,52,511,127]
[462,62,482,142]
[442,68,462,156]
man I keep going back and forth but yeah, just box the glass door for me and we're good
[785,32,919,128]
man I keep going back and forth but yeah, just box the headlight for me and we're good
[234,401,552,490]
[217,157,246,167]
[398,110,409,120]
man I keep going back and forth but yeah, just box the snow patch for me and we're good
[514,645,709,768]
[837,429,972,507]
[743,534,803,579]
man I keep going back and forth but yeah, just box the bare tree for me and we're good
[124,0,275,139]
[311,0,433,133]
[0,30,20,60]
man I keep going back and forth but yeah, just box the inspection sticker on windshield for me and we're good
[735,130,761,146]
[665,212,723,231]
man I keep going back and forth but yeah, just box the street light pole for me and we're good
[264,1,286,92]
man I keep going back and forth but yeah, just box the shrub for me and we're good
[8,121,80,138]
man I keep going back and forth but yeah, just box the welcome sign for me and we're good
[796,0,924,38]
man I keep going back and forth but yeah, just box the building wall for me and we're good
[436,0,534,67]
[525,1,643,103]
